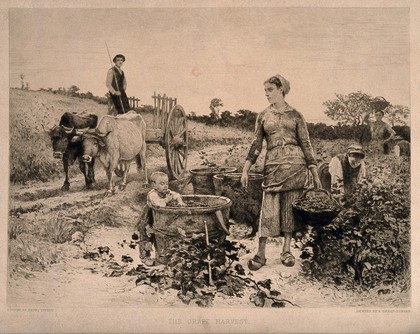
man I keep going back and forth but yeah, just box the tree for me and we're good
[67,85,80,97]
[385,104,410,126]
[209,98,223,119]
[323,91,374,126]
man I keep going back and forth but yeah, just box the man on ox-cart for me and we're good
[106,53,131,115]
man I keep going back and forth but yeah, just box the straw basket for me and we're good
[292,189,341,227]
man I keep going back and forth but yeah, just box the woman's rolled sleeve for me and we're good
[246,114,264,164]
[296,112,317,167]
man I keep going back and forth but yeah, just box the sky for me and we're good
[9,7,410,123]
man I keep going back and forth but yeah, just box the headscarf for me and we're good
[275,74,290,95]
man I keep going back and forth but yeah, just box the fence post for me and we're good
[152,92,157,128]
[162,94,167,131]
[158,95,162,131]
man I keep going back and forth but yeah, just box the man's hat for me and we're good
[113,54,126,63]
[347,143,365,158]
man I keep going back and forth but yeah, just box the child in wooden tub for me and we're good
[136,171,185,266]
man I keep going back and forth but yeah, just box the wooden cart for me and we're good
[145,93,188,180]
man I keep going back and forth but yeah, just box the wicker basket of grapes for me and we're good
[292,188,341,227]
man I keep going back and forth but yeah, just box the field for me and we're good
[7,89,410,308]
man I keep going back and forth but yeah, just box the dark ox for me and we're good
[44,112,98,191]
[74,111,148,196]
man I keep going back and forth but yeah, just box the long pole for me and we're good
[204,221,214,286]
[105,42,125,114]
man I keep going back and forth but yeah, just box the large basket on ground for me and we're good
[189,166,237,195]
[213,173,263,235]
[292,188,341,227]
[150,195,231,264]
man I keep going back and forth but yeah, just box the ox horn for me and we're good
[75,127,90,135]
[61,125,74,134]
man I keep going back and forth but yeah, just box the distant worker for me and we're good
[363,97,395,155]
[392,135,410,157]
[319,143,367,205]
[209,98,223,120]
[106,54,131,115]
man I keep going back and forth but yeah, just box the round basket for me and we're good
[292,188,341,227]
[189,166,237,195]
[370,96,391,112]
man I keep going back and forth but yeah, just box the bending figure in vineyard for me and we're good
[391,135,410,157]
[241,74,321,270]
[319,143,367,205]
[137,172,185,266]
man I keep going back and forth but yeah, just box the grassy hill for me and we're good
[9,89,253,184]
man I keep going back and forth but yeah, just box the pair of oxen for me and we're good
[44,111,148,196]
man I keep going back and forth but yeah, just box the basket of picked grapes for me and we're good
[292,188,341,226]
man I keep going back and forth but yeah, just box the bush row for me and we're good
[189,113,410,141]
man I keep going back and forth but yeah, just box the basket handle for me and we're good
[301,188,330,197]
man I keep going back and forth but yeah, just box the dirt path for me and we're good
[8,145,409,309]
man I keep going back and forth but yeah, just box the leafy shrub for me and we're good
[132,233,297,307]
[299,156,410,289]
[393,125,410,142]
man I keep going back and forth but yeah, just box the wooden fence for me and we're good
[107,93,141,114]
[128,96,141,109]
[152,92,177,130]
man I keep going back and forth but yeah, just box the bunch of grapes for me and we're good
[294,191,338,213]
[166,200,209,208]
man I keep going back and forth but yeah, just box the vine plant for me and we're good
[131,232,298,308]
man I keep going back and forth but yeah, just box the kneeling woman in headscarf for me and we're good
[241,74,321,270]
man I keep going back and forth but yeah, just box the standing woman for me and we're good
[106,54,131,114]
[241,74,321,270]
[362,97,395,155]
